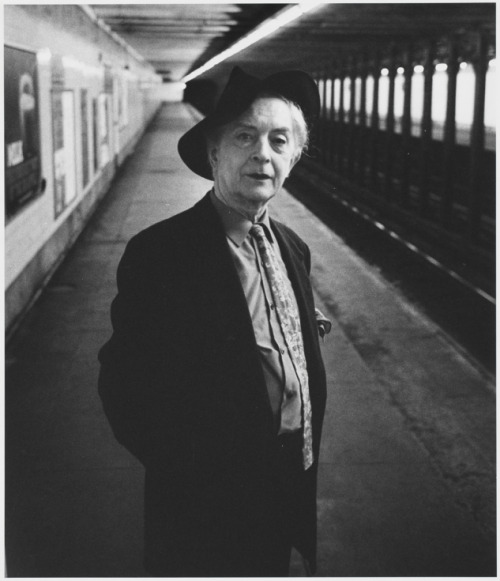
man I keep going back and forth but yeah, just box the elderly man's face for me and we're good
[210,96,300,219]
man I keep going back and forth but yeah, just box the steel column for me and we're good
[321,69,329,164]
[401,44,413,206]
[384,46,397,202]
[419,41,435,217]
[441,35,459,227]
[468,31,488,242]
[357,52,368,187]
[328,68,337,167]
[347,58,357,179]
[337,62,346,175]
[370,54,380,193]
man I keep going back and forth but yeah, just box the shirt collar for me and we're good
[210,189,273,247]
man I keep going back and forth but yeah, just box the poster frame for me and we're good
[4,43,43,223]
[51,87,77,219]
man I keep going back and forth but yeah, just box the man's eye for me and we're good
[273,136,288,147]
[237,132,253,142]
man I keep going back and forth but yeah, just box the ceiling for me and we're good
[90,4,283,81]
[90,3,496,83]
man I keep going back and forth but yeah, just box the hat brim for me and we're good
[178,118,214,181]
[178,68,320,180]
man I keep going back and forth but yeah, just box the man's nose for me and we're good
[251,138,271,162]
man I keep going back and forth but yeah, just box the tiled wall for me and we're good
[5,5,163,332]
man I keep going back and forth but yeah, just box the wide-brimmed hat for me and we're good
[178,66,320,180]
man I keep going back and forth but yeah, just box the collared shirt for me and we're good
[210,190,302,434]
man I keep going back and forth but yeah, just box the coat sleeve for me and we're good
[97,233,183,470]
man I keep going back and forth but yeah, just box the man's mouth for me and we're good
[247,173,272,181]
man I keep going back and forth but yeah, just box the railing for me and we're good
[308,28,495,274]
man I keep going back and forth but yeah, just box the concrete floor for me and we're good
[5,103,496,577]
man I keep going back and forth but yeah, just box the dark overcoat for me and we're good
[98,192,327,575]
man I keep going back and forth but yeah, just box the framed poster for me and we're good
[4,45,42,220]
[92,97,99,173]
[52,89,76,217]
[121,73,129,128]
[81,89,90,188]
[98,93,110,167]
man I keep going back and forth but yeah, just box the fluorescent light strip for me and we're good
[181,1,323,83]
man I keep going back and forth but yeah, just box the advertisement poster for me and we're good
[120,73,129,128]
[113,77,120,154]
[4,45,41,220]
[92,98,99,172]
[81,89,90,188]
[52,90,65,216]
[52,89,76,218]
[98,93,110,167]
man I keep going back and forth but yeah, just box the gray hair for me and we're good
[257,91,309,154]
[204,91,310,168]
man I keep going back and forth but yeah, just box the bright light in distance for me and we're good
[435,63,448,72]
[62,55,82,71]
[181,0,323,83]
[489,58,496,68]
[460,62,469,70]
[37,47,52,65]
[381,68,389,76]
[414,65,424,74]
[397,67,404,75]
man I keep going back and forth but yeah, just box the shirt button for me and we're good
[280,348,285,355]
[270,305,275,310]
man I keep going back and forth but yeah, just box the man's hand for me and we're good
[315,308,332,341]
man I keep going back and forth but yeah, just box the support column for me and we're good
[384,46,397,202]
[467,31,488,242]
[357,52,368,187]
[441,35,459,227]
[347,56,357,179]
[419,40,435,218]
[337,59,346,175]
[401,44,414,207]
[370,53,381,193]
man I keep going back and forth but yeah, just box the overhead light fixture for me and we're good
[181,0,324,83]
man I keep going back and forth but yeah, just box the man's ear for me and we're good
[208,147,218,170]
[289,151,302,174]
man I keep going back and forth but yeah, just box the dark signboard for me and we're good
[4,45,42,220]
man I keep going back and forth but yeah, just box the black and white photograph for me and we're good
[3,2,496,577]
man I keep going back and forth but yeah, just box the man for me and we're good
[98,67,330,577]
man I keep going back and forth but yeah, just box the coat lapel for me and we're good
[189,193,255,342]
[270,220,322,386]
[184,195,321,439]
[270,221,315,330]
[187,194,275,428]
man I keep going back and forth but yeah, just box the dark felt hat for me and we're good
[178,66,320,180]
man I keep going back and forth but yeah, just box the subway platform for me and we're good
[5,103,496,577]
